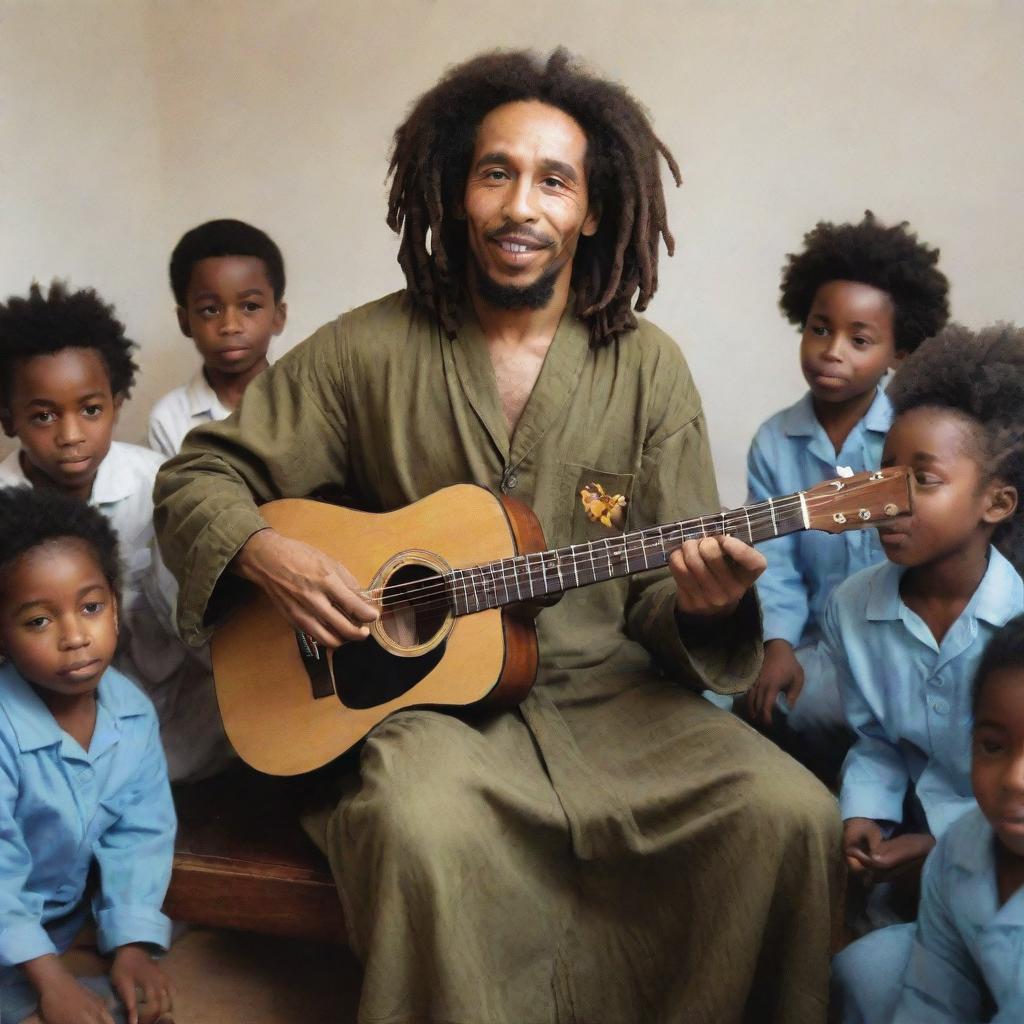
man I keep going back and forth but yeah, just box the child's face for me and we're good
[0,540,117,701]
[2,348,120,499]
[177,256,286,376]
[878,407,1016,567]
[800,280,901,404]
[973,667,1024,859]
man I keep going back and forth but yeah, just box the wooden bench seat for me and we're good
[164,764,347,944]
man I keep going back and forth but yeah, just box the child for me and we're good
[828,323,1024,901]
[741,212,950,775]
[148,219,286,459]
[0,486,175,1024]
[0,280,229,781]
[833,614,1024,1023]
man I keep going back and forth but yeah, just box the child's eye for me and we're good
[975,736,1005,756]
[82,405,103,417]
[82,601,104,615]
[914,471,942,486]
[852,336,872,348]
[24,616,50,629]
[811,325,829,337]
[30,411,55,425]
[242,302,263,313]
[198,305,220,317]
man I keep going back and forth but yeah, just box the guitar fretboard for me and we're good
[447,492,807,616]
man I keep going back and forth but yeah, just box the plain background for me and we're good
[2,0,1022,504]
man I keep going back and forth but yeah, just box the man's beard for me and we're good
[472,260,562,310]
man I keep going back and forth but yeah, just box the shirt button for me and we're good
[501,472,518,493]
[932,699,950,715]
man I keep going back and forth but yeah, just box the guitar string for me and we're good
[364,500,903,619]
[358,481,904,611]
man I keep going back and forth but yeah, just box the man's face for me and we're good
[462,100,599,310]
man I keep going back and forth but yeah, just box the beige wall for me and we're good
[2,0,1022,503]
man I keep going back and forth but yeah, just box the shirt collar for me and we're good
[0,445,132,506]
[866,546,1023,625]
[782,380,892,438]
[185,369,231,419]
[0,662,149,754]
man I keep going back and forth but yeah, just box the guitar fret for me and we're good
[742,506,753,544]
[513,557,523,601]
[768,497,779,537]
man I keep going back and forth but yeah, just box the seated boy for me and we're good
[0,280,229,781]
[148,218,286,459]
[0,486,175,1024]
[740,212,950,777]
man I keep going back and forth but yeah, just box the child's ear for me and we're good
[0,407,14,438]
[111,594,119,635]
[273,301,287,334]
[176,306,193,338]
[984,480,1018,527]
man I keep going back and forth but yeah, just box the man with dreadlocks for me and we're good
[155,49,840,1023]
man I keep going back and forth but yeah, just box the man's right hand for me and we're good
[232,528,379,648]
[743,638,805,729]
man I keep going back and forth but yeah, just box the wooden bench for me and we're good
[164,764,347,944]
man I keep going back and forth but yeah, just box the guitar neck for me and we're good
[449,491,808,616]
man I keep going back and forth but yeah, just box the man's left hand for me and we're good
[669,536,766,619]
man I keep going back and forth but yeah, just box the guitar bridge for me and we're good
[295,631,336,699]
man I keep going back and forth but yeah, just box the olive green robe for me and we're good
[154,292,841,1024]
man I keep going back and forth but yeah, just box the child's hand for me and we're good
[36,970,117,1024]
[843,817,884,875]
[850,831,936,881]
[743,639,804,729]
[110,945,173,1024]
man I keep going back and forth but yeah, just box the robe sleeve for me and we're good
[153,321,351,644]
[623,337,762,695]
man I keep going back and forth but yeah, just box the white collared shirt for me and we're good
[0,443,230,781]
[147,369,233,459]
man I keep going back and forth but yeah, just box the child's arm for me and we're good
[742,432,810,724]
[90,713,176,1021]
[891,835,988,1023]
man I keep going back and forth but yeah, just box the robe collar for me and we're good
[450,292,590,468]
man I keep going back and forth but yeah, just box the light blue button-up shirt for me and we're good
[747,384,892,647]
[824,547,1024,835]
[894,806,1024,1022]
[0,663,175,973]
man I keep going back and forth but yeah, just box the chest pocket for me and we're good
[563,463,635,545]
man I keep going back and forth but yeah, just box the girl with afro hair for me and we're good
[741,212,950,782]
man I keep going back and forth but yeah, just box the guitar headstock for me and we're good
[804,467,913,534]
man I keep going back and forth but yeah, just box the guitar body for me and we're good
[211,484,543,776]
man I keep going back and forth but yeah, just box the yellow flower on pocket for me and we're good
[580,482,627,529]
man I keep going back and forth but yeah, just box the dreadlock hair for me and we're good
[888,322,1024,570]
[0,281,139,407]
[386,47,682,347]
[780,211,950,353]
[972,614,1024,714]
[169,219,286,305]
[0,486,121,605]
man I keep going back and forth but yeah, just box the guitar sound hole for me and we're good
[378,563,450,649]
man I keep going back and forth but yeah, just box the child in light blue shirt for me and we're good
[742,214,950,779]
[0,487,175,1024]
[834,615,1024,1023]
[829,323,1024,908]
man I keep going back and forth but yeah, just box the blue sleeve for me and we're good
[91,714,176,954]
[825,592,910,823]
[747,429,809,646]
[0,738,58,966]
[892,840,987,1022]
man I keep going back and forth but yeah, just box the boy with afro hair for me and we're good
[0,280,228,781]
[740,212,950,779]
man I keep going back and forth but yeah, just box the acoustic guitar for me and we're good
[211,466,913,775]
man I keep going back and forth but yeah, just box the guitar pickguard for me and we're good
[332,635,447,709]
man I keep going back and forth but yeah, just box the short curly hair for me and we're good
[387,47,681,348]
[0,281,139,406]
[780,211,950,353]
[888,322,1024,567]
[973,614,1024,713]
[169,219,286,306]
[0,486,121,602]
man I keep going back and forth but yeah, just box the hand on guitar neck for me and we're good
[232,527,379,648]
[669,535,768,621]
